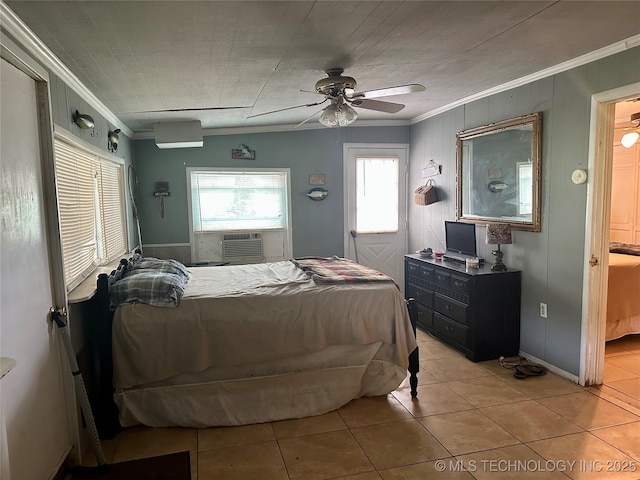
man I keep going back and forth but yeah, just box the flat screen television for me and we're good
[444,221,479,261]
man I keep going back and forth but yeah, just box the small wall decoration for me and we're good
[414,179,439,205]
[421,160,441,178]
[108,128,121,153]
[154,181,170,219]
[154,181,170,197]
[308,173,326,185]
[307,187,328,201]
[488,168,503,179]
[232,144,256,160]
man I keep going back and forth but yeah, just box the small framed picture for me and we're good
[232,148,255,160]
[309,174,325,185]
[488,168,503,179]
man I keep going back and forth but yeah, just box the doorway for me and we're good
[582,83,640,403]
[600,99,640,409]
[343,143,408,288]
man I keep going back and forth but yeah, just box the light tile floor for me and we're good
[601,334,640,411]
[80,330,640,479]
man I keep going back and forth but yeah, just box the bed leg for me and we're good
[406,298,419,398]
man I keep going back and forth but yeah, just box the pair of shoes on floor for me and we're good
[513,364,547,379]
[499,355,525,369]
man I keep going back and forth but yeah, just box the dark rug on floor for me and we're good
[72,451,190,480]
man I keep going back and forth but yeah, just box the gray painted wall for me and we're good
[133,126,410,258]
[408,46,640,375]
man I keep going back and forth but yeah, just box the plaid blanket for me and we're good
[109,255,191,309]
[292,256,396,285]
[109,271,188,309]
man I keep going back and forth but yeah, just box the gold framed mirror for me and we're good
[456,112,542,232]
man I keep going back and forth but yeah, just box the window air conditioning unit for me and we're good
[221,232,264,264]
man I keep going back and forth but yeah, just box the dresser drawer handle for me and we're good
[445,325,454,333]
[445,304,453,311]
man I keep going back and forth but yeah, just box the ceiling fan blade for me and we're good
[247,99,328,119]
[349,98,405,114]
[295,109,323,128]
[352,84,425,100]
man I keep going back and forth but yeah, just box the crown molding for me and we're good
[0,1,134,138]
[411,34,640,125]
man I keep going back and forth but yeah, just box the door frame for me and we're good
[581,82,640,386]
[1,31,78,457]
[342,143,409,277]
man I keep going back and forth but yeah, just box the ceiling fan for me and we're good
[247,68,426,127]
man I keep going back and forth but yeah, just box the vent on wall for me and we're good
[222,232,264,263]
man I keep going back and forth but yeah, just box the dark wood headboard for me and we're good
[89,258,130,439]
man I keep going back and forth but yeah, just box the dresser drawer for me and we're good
[434,269,450,288]
[406,261,420,277]
[406,283,433,308]
[434,293,468,325]
[434,312,469,348]
[450,274,470,295]
[415,305,434,330]
[419,265,434,282]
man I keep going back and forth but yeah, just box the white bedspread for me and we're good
[111,261,416,426]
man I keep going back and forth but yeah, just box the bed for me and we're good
[606,242,640,341]
[89,255,418,436]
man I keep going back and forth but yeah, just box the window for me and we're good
[355,157,399,233]
[517,162,533,216]
[190,170,288,231]
[54,138,126,289]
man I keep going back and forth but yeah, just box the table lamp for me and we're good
[486,223,512,272]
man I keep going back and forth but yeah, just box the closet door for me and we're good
[1,57,71,479]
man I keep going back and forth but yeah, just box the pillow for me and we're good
[109,271,188,309]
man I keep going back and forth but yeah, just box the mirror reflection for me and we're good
[456,112,542,232]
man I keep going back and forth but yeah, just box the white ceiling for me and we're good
[5,1,640,133]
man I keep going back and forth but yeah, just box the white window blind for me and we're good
[191,171,287,231]
[55,139,126,289]
[98,160,127,259]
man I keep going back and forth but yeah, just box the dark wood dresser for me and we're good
[404,254,521,362]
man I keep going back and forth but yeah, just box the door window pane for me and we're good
[356,157,399,233]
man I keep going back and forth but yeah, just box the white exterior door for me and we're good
[1,56,71,479]
[344,144,408,288]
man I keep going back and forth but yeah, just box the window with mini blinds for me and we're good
[54,138,127,289]
[190,170,288,231]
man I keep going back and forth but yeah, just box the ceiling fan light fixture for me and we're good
[319,101,357,127]
[319,103,339,127]
[621,131,639,148]
[337,103,358,125]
